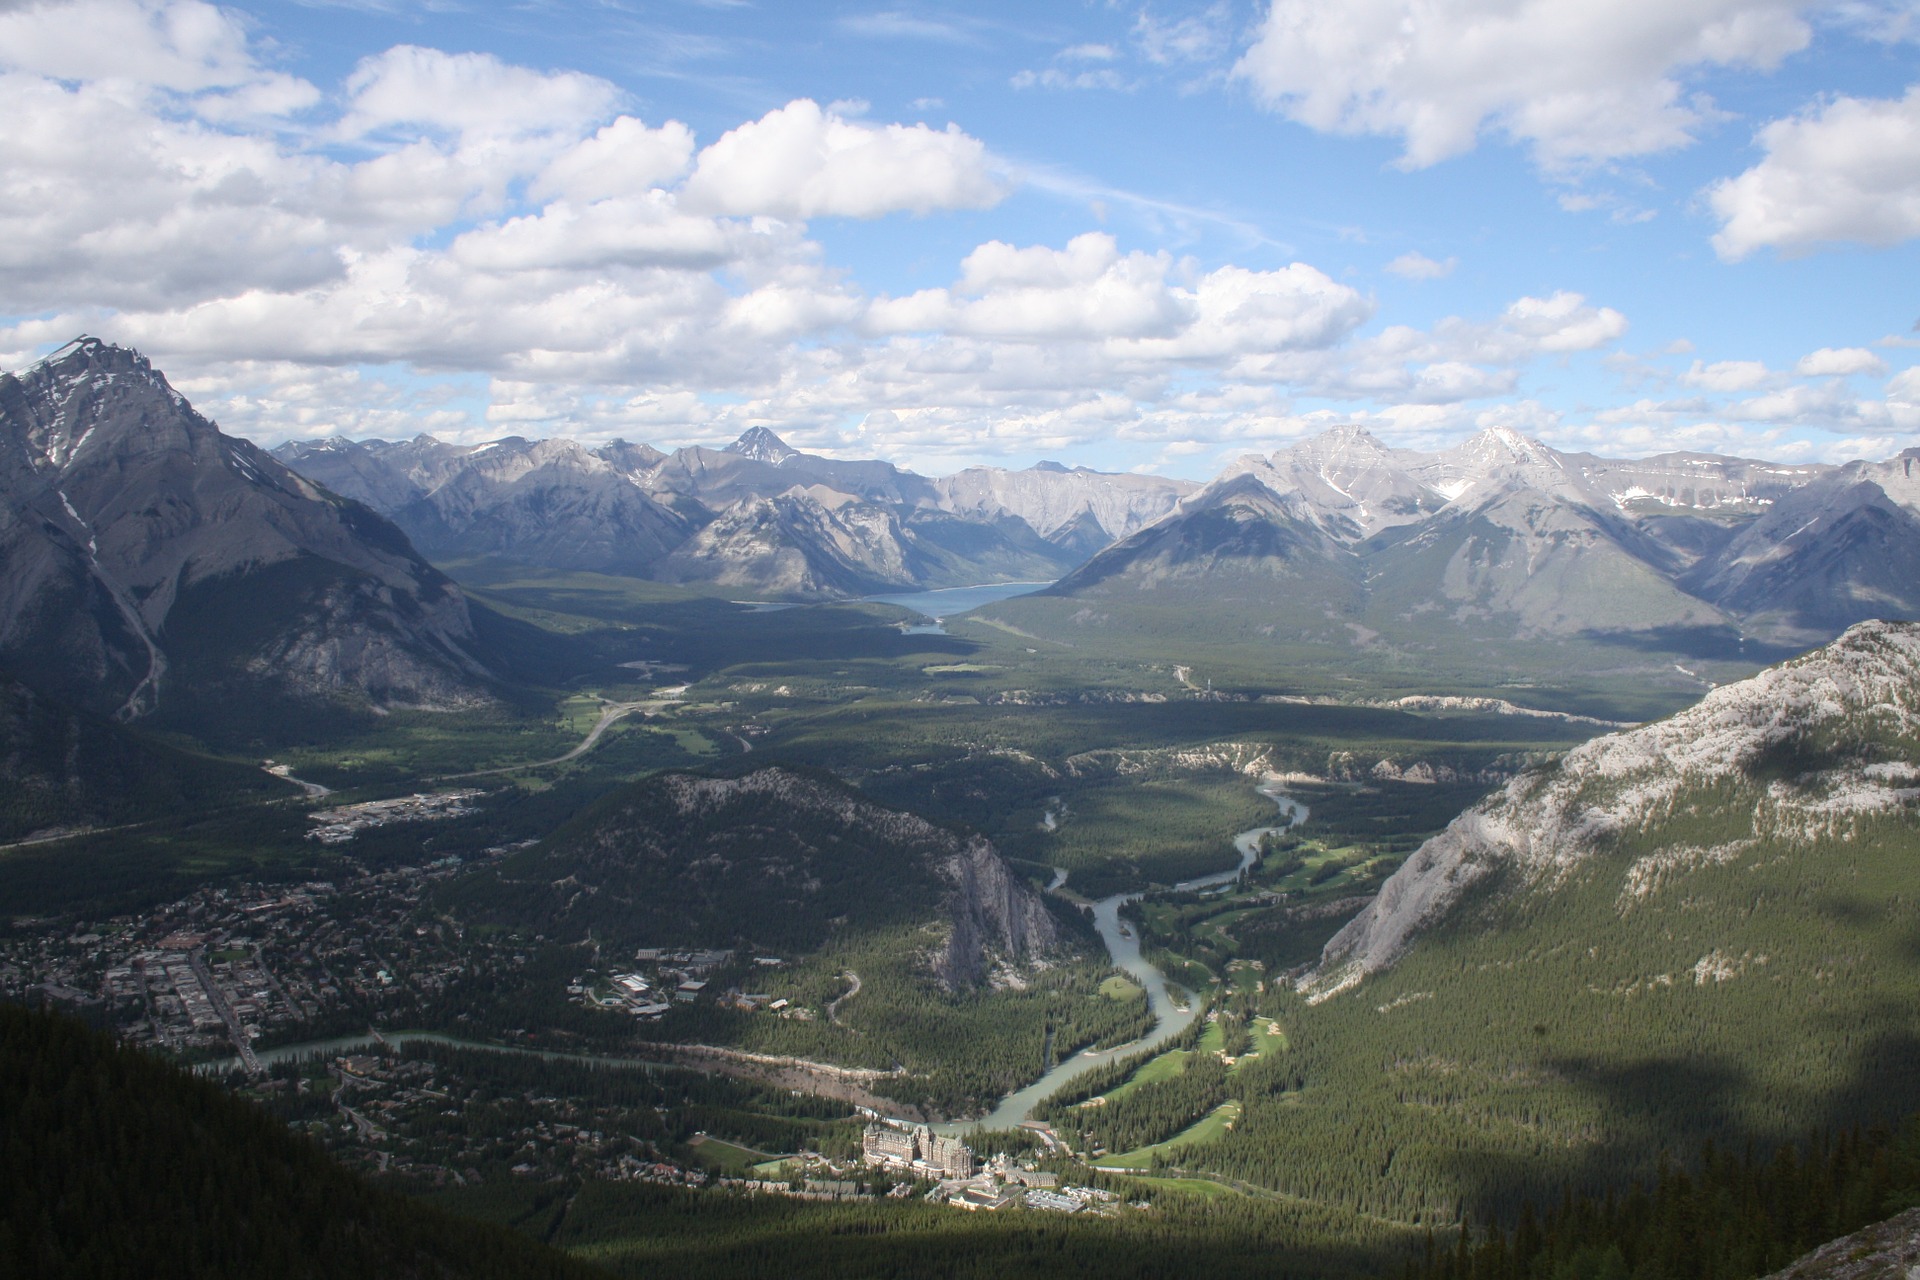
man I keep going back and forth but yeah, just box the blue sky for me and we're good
[0,0,1916,476]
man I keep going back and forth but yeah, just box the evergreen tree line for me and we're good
[1410,1116,1920,1280]
[0,1002,600,1279]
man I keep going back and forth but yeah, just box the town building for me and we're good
[860,1122,974,1179]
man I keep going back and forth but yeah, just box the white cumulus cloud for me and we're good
[1797,346,1888,376]
[0,0,269,93]
[1385,251,1457,280]
[337,45,623,144]
[1234,0,1811,169]
[680,98,1008,219]
[1709,85,1920,259]
[1683,359,1774,391]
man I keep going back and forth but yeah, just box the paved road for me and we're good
[190,951,262,1077]
[826,970,862,1025]
[454,689,686,779]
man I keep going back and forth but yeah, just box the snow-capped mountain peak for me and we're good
[725,426,800,465]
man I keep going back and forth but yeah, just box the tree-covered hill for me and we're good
[453,764,1063,984]
[0,672,293,842]
[1179,620,1920,1227]
[0,1003,603,1279]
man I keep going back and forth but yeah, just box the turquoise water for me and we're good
[861,581,1050,632]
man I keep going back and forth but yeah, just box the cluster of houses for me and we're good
[572,947,745,1019]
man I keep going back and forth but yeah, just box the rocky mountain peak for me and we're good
[3,336,198,475]
[1289,423,1392,464]
[1,340,501,721]
[725,426,800,465]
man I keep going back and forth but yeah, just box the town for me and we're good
[1,841,550,1068]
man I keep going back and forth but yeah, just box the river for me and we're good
[215,779,1307,1136]
[937,777,1307,1134]
[203,1029,680,1077]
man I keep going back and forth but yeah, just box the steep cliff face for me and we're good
[933,834,1062,988]
[1306,619,1920,1000]
[489,766,1061,988]
[0,339,498,719]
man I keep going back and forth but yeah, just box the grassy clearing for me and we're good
[1102,1047,1193,1104]
[1100,1102,1244,1169]
[1194,1021,1226,1056]
[1119,1174,1247,1199]
[1252,1017,1288,1052]
[683,1135,784,1173]
[1099,976,1144,1001]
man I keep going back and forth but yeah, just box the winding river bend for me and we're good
[938,777,1306,1134]
[215,780,1307,1133]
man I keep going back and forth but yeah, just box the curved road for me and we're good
[448,688,686,780]
[826,970,862,1025]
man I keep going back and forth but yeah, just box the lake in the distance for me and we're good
[861,581,1051,632]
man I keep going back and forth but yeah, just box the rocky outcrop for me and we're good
[1304,620,1920,1001]
[934,834,1060,988]
[1761,1207,1920,1280]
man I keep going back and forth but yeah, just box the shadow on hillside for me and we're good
[1580,624,1803,665]
[471,594,980,686]
[1445,1028,1920,1224]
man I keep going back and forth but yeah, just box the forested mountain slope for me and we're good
[1312,618,1920,992]
[0,673,289,841]
[1196,620,1920,1227]
[463,765,1061,987]
[0,1003,601,1279]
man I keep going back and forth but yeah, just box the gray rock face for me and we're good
[655,488,934,597]
[1762,1206,1920,1280]
[0,339,497,718]
[1304,619,1920,1000]
[279,435,694,575]
[1052,472,1354,594]
[934,831,1062,987]
[931,463,1194,542]
[1683,451,1920,642]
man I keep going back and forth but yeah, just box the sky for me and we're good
[0,0,1917,478]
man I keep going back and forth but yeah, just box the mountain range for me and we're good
[274,426,1193,599]
[10,338,1918,734]
[278,411,1920,667]
[978,425,1920,684]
